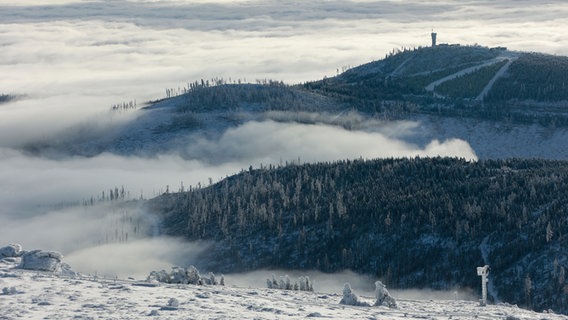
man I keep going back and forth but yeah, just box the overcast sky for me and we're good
[1,0,567,276]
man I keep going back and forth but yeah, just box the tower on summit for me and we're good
[431,31,437,47]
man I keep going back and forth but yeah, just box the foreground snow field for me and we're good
[1,265,563,320]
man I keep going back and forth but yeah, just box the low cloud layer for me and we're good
[0,0,565,277]
[2,0,568,146]
[0,117,476,215]
[186,120,477,165]
[65,238,209,279]
[225,269,477,301]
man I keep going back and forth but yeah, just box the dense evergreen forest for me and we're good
[486,53,568,102]
[0,94,16,104]
[174,80,337,113]
[150,157,568,313]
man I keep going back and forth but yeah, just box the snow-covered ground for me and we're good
[1,262,563,320]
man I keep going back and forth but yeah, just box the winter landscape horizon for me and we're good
[2,0,568,318]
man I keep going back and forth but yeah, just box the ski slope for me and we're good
[424,51,518,94]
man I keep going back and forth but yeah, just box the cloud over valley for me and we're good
[1,0,567,277]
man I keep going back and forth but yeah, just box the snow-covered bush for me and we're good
[159,297,180,311]
[266,274,313,292]
[147,270,170,283]
[202,272,220,285]
[266,278,272,288]
[2,287,18,295]
[173,266,195,284]
[149,266,200,284]
[167,298,179,308]
[185,265,201,285]
[147,265,224,286]
[373,281,397,308]
[337,281,396,308]
[297,276,313,292]
[339,283,370,307]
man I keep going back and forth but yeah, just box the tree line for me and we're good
[0,94,17,104]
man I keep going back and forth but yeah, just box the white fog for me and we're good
[1,0,567,277]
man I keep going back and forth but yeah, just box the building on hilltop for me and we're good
[431,31,437,47]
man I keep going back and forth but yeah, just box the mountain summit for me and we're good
[21,44,568,160]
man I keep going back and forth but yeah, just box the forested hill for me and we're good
[20,44,568,159]
[149,157,568,313]
[306,45,568,126]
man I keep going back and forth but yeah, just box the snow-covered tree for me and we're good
[170,267,190,284]
[185,265,201,285]
[297,276,313,292]
[201,272,217,285]
[374,281,397,308]
[525,274,532,309]
[269,274,279,289]
[147,265,223,286]
[278,275,292,290]
[339,283,369,307]
[267,275,313,291]
[148,270,169,283]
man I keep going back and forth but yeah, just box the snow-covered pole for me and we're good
[477,265,490,306]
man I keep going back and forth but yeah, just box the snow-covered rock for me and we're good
[0,244,23,258]
[19,250,62,272]
[1,286,19,295]
[0,268,566,319]
[17,249,74,275]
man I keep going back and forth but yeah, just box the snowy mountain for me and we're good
[316,44,568,108]
[11,44,568,316]
[1,252,565,320]
[22,45,568,160]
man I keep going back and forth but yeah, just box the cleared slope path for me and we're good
[476,54,519,101]
[425,52,518,95]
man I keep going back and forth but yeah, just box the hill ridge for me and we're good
[150,157,568,314]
